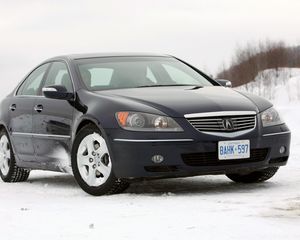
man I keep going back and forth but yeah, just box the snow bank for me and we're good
[237,68,300,106]
[237,67,300,142]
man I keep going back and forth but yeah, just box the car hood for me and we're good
[96,86,270,117]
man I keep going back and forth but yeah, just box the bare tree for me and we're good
[217,40,300,87]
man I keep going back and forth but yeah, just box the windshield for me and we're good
[76,57,214,91]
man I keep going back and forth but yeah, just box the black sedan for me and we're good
[0,53,291,195]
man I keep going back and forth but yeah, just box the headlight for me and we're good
[116,112,183,132]
[261,107,283,127]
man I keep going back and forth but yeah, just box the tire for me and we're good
[226,167,279,183]
[0,128,30,182]
[71,124,129,196]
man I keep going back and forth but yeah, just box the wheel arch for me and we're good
[0,123,6,132]
[0,122,9,133]
[75,119,98,135]
[73,116,110,141]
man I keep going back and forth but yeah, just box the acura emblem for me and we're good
[222,118,234,131]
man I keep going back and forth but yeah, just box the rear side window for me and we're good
[43,62,73,92]
[17,63,50,96]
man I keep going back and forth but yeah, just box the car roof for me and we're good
[46,52,172,61]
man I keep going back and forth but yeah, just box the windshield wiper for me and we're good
[137,84,203,88]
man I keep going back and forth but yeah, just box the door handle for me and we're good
[34,104,43,113]
[9,104,16,111]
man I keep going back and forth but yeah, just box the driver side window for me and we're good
[17,63,50,96]
[43,62,73,92]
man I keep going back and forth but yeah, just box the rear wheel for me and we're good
[0,129,30,182]
[71,124,129,196]
[226,167,279,183]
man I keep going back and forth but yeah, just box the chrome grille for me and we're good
[186,114,256,132]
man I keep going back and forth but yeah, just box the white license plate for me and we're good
[218,140,250,160]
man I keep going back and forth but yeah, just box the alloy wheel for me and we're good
[76,133,112,187]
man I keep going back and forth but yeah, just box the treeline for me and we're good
[217,41,300,86]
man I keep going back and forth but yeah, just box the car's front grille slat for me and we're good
[192,123,221,126]
[192,125,222,129]
[234,125,255,131]
[233,122,254,127]
[231,116,254,120]
[233,119,254,123]
[188,118,223,121]
[186,114,256,132]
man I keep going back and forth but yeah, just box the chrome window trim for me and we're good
[13,95,46,99]
[42,87,58,92]
[113,138,194,143]
[11,132,71,139]
[262,131,291,137]
[184,111,257,118]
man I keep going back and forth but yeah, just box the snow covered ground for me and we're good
[1,69,300,239]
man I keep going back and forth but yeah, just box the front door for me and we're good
[32,61,74,172]
[9,63,50,163]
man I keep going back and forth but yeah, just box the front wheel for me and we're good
[71,124,129,196]
[226,167,279,183]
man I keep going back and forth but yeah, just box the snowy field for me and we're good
[1,71,300,239]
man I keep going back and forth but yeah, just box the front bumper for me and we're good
[105,123,291,180]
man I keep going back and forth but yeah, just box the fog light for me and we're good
[279,146,286,154]
[151,155,164,164]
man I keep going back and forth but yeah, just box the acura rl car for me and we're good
[0,53,291,195]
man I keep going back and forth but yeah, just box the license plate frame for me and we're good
[218,140,250,160]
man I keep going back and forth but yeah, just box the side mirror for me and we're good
[216,79,232,88]
[42,85,74,100]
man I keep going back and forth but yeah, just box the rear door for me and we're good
[9,63,50,162]
[32,61,74,172]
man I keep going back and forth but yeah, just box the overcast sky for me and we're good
[1,0,300,95]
